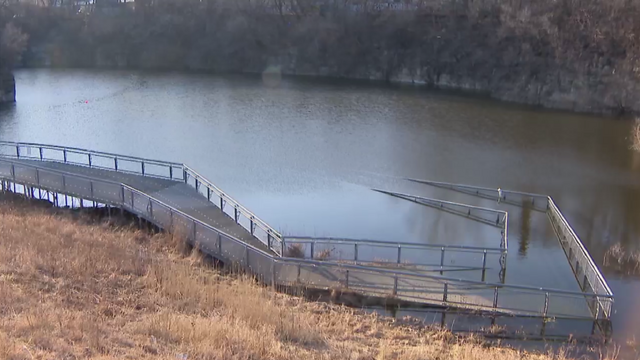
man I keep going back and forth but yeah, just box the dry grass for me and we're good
[604,243,640,275]
[632,119,640,152]
[0,195,616,360]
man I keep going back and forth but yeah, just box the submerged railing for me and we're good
[410,178,614,321]
[0,156,613,325]
[282,236,504,281]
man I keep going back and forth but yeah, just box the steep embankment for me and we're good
[9,0,640,114]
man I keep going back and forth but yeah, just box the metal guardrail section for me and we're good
[373,189,508,250]
[0,141,285,256]
[0,158,613,323]
[548,198,614,319]
[182,165,283,256]
[372,188,508,283]
[282,236,504,281]
[0,141,185,180]
[374,189,509,230]
[410,178,614,321]
[407,178,550,212]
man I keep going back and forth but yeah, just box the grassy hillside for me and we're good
[0,194,616,359]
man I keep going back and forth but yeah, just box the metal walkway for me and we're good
[6,158,272,253]
[0,141,613,334]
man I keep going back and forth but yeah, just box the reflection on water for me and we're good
[1,69,639,345]
[518,201,533,258]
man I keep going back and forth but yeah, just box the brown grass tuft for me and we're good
[285,243,305,258]
[604,243,640,275]
[0,195,616,359]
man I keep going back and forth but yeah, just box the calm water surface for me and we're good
[1,69,639,346]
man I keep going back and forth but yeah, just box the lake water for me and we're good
[1,69,639,347]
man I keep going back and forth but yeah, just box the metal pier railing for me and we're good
[409,177,614,321]
[0,142,614,329]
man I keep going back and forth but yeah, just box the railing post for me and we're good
[220,197,224,211]
[39,147,43,160]
[88,153,92,167]
[353,243,358,262]
[195,178,199,191]
[393,276,398,296]
[271,260,276,288]
[141,161,145,175]
[63,149,67,163]
[443,283,448,302]
[169,166,173,179]
[397,246,401,264]
[482,250,487,270]
[207,188,211,201]
[234,207,239,223]
[310,242,315,259]
[345,270,349,288]
[250,217,255,235]
[493,287,499,310]
[183,169,188,183]
[114,158,118,171]
[281,237,285,257]
[15,145,19,158]
[440,247,445,275]
[543,292,550,318]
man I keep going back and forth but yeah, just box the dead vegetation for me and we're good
[0,194,618,359]
[604,243,640,275]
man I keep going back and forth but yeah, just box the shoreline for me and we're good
[11,65,634,118]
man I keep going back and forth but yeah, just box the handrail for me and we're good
[0,141,282,247]
[548,198,613,296]
[375,189,511,215]
[408,176,613,319]
[183,165,282,240]
[284,236,504,253]
[0,157,614,301]
[0,141,183,167]
[407,178,549,200]
[374,188,509,252]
